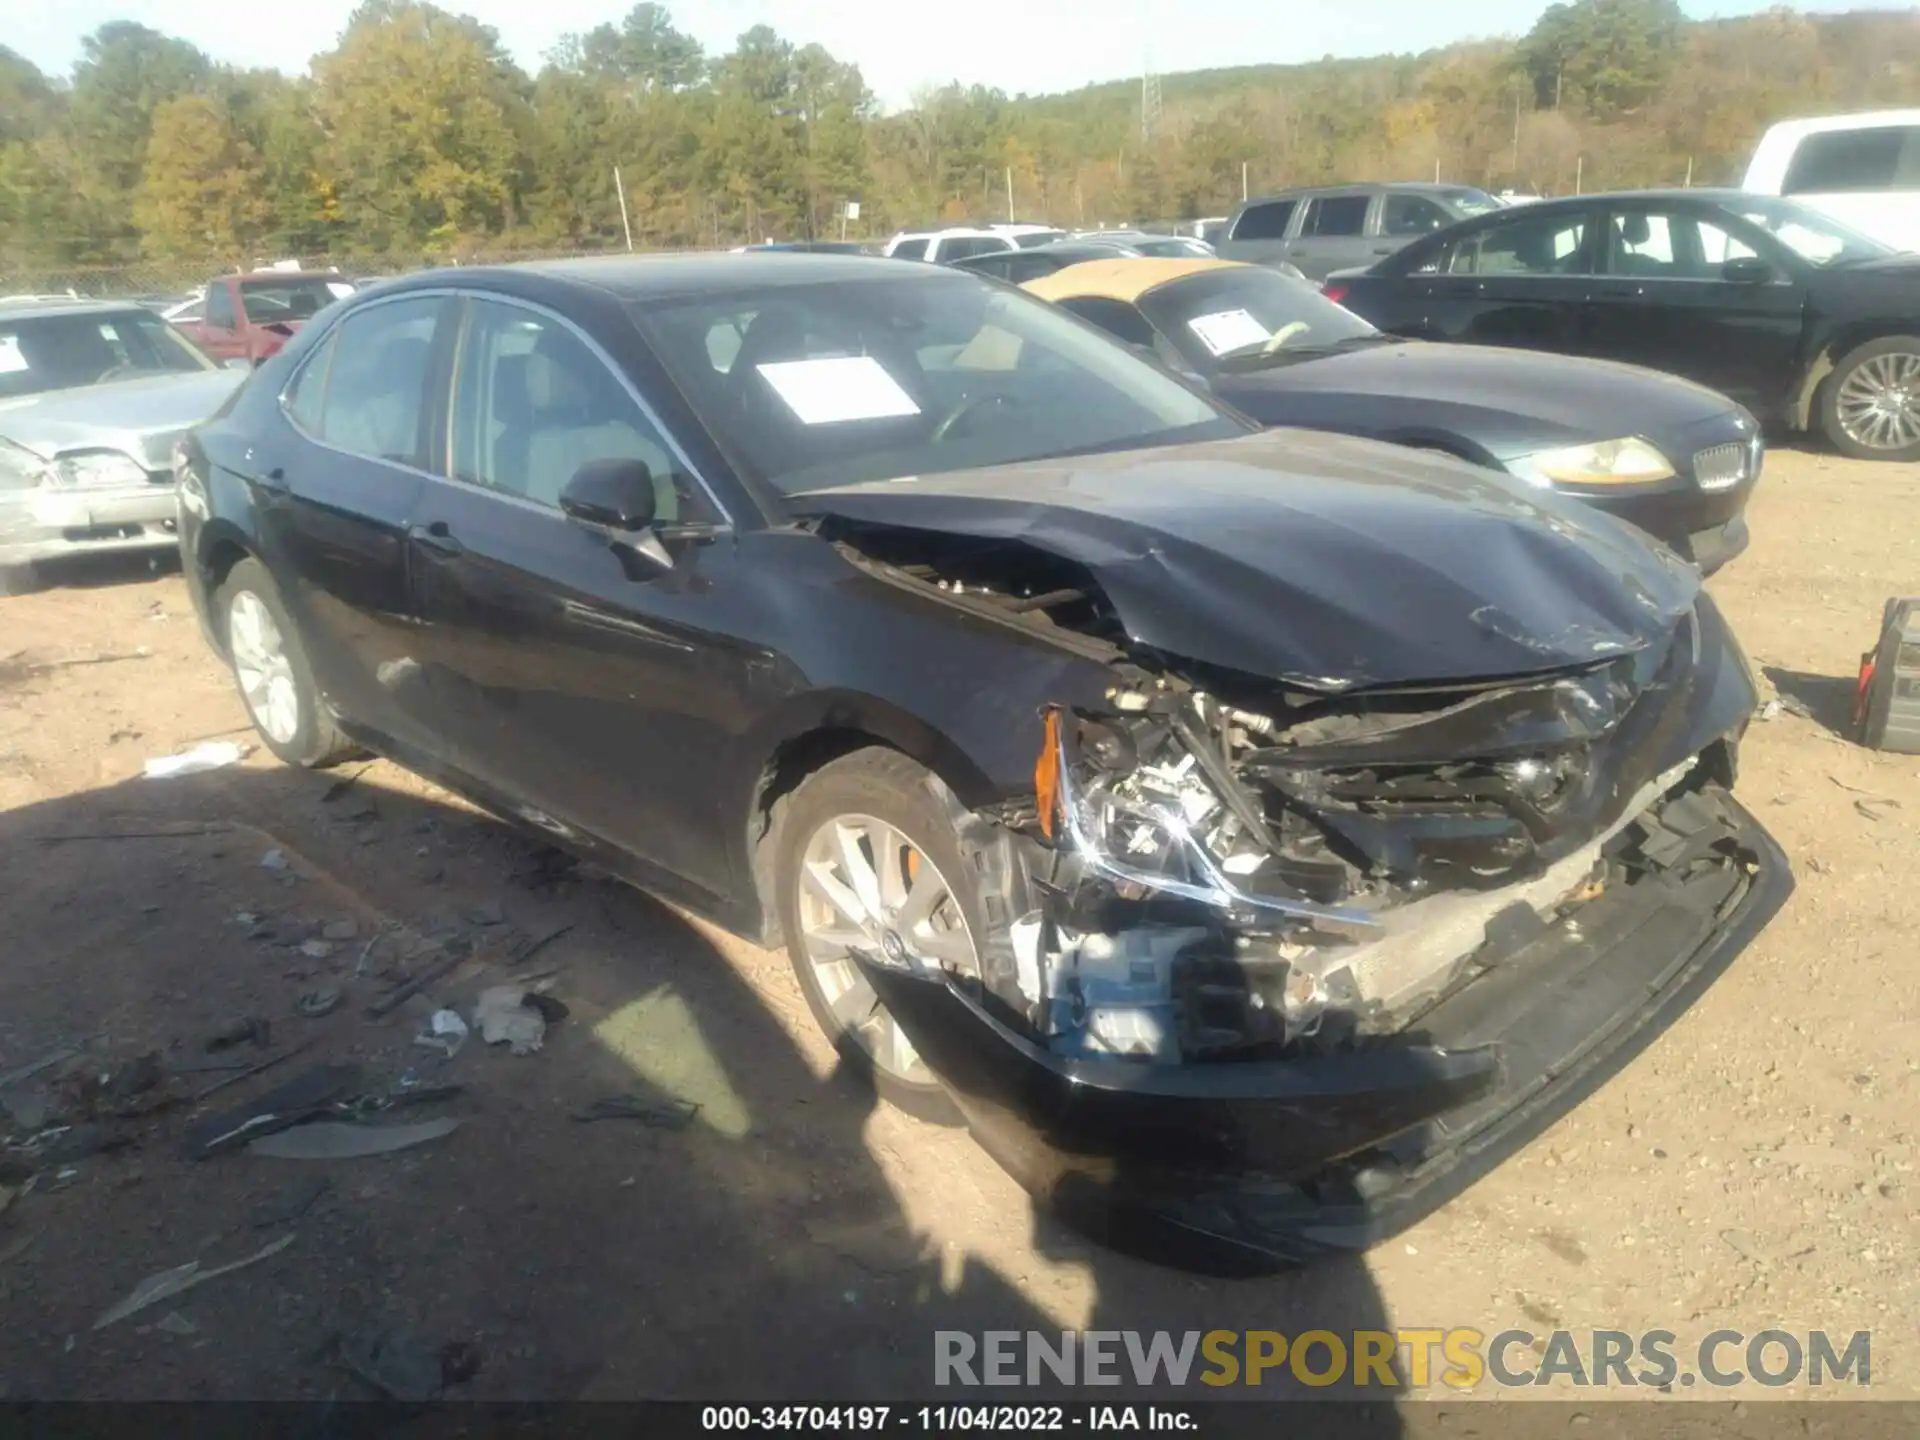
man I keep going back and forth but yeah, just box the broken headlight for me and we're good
[1036,706,1380,936]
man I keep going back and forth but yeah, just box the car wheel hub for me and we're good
[228,590,300,746]
[795,813,978,1086]
[1836,351,1920,452]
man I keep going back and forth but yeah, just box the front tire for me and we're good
[1820,336,1920,462]
[214,558,358,768]
[775,748,981,1123]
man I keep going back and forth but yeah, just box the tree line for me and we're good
[0,0,1915,281]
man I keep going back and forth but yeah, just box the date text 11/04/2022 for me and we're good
[701,1408,1194,1432]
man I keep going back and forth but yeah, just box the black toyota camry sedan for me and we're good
[177,254,1791,1272]
[1327,190,1920,463]
[1025,257,1763,574]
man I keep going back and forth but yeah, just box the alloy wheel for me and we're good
[794,812,978,1085]
[1835,349,1920,453]
[228,590,301,746]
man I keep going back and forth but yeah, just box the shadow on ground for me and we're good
[1762,664,1859,741]
[0,761,1403,1421]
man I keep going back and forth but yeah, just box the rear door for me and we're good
[1218,197,1300,266]
[1284,191,1377,281]
[401,294,751,900]
[1386,206,1598,352]
[1578,202,1807,412]
[257,291,455,754]
[1376,192,1458,265]
[194,282,245,362]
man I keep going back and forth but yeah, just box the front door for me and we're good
[252,292,454,755]
[402,295,754,902]
[1400,206,1598,353]
[1578,204,1808,416]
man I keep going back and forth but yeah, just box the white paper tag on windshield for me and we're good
[0,336,26,374]
[1186,308,1271,357]
[756,356,921,425]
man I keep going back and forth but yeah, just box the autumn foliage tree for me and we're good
[1,2,1917,281]
[136,94,270,261]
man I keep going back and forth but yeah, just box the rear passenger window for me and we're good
[283,332,336,435]
[314,297,443,467]
[1230,199,1297,241]
[891,238,931,261]
[1443,214,1591,276]
[1382,194,1453,236]
[1782,126,1920,195]
[938,237,1012,262]
[1299,195,1370,237]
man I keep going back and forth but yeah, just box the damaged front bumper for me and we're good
[856,779,1789,1273]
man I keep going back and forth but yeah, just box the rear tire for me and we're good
[214,558,359,769]
[774,747,977,1124]
[1819,335,1920,462]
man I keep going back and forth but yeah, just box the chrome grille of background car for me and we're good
[1693,442,1747,492]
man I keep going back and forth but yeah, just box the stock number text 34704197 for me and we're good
[699,1406,1075,1432]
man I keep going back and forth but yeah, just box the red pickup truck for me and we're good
[171,271,352,365]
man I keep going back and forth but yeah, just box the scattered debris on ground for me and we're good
[572,1094,700,1130]
[143,741,248,779]
[246,1116,460,1160]
[93,1233,295,1330]
[333,1326,480,1402]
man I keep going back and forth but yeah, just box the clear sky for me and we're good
[10,0,1867,110]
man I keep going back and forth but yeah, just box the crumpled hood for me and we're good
[792,429,1701,691]
[1214,342,1738,456]
[0,369,245,468]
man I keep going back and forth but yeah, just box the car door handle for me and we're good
[409,521,464,557]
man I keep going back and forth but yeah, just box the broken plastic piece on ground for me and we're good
[571,1094,700,1130]
[467,901,505,927]
[473,986,545,1054]
[296,988,342,1019]
[321,918,359,942]
[205,1018,271,1053]
[335,1326,475,1402]
[2,1086,50,1134]
[93,1232,294,1330]
[143,740,248,779]
[0,1044,82,1091]
[246,1117,460,1160]
[297,939,334,961]
[252,1176,331,1228]
[412,1009,468,1060]
[259,848,290,872]
[35,1122,135,1165]
[182,1061,362,1160]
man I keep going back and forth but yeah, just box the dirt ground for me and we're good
[0,445,1916,1412]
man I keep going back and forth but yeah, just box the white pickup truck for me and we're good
[1744,109,1920,253]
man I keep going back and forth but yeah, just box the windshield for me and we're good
[238,277,342,322]
[0,308,214,399]
[1724,195,1891,268]
[1012,230,1068,249]
[1135,267,1379,373]
[633,272,1243,495]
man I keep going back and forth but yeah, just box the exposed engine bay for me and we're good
[826,521,1754,1070]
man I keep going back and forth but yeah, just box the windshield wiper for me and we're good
[1216,333,1404,372]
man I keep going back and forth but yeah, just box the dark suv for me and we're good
[1217,183,1503,281]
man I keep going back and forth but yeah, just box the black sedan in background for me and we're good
[177,254,1788,1271]
[1327,190,1920,462]
[1027,257,1762,573]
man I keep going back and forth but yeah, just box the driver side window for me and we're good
[450,299,689,524]
[206,285,236,329]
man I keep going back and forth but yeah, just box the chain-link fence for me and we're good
[0,234,906,300]
[0,244,642,301]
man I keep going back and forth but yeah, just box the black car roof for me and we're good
[380,252,971,301]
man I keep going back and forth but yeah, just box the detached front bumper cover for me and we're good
[854,781,1791,1274]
